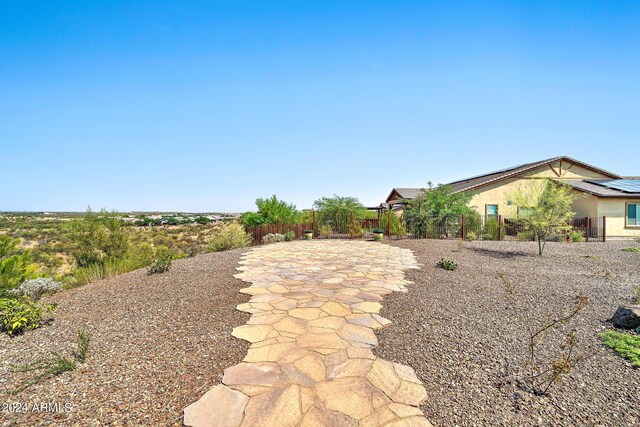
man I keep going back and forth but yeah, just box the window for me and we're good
[486,204,498,221]
[518,207,533,218]
[628,203,639,226]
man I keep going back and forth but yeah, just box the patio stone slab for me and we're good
[184,240,432,426]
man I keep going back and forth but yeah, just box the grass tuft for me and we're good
[11,329,91,394]
[621,247,640,253]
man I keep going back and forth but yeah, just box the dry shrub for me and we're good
[207,223,252,252]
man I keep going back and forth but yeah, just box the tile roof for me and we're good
[385,156,623,202]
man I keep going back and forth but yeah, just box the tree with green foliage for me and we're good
[313,195,367,234]
[403,183,477,238]
[0,235,38,296]
[507,180,579,255]
[380,211,407,237]
[241,195,300,226]
[67,207,129,267]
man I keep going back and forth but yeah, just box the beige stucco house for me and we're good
[386,156,640,239]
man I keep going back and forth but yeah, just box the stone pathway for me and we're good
[184,240,432,427]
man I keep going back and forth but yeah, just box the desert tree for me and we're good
[507,179,579,255]
[241,195,301,226]
[403,183,478,238]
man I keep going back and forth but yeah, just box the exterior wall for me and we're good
[466,161,613,219]
[572,194,599,218]
[597,199,640,238]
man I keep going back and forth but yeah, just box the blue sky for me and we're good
[1,1,639,212]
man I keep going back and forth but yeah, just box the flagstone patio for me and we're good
[184,240,432,427]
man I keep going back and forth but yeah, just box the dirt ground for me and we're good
[0,249,250,426]
[376,239,640,427]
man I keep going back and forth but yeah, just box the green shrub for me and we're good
[436,258,458,271]
[465,231,477,241]
[0,297,57,335]
[622,247,640,253]
[601,331,640,367]
[319,225,332,238]
[0,235,38,296]
[634,234,640,243]
[207,223,252,252]
[516,230,534,241]
[379,213,407,237]
[569,230,585,243]
[242,195,301,225]
[126,242,156,270]
[74,330,91,363]
[69,258,134,287]
[284,231,296,241]
[67,208,129,266]
[147,256,172,275]
[349,223,365,238]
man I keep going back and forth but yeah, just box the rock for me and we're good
[609,305,640,329]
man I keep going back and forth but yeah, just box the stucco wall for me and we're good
[466,161,613,218]
[597,199,640,238]
[572,194,599,218]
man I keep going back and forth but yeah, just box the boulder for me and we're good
[609,305,640,329]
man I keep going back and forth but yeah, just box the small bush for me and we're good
[319,225,332,238]
[516,230,534,241]
[147,256,172,275]
[480,233,495,241]
[569,230,585,243]
[262,233,285,244]
[349,224,364,238]
[436,258,458,271]
[207,223,252,252]
[0,297,57,335]
[465,231,477,241]
[622,247,640,253]
[74,330,91,363]
[634,234,640,243]
[12,329,90,394]
[6,278,62,300]
[284,231,296,241]
[601,331,640,367]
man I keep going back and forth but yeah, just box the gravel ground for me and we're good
[376,239,640,427]
[0,249,250,426]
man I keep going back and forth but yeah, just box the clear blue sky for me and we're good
[1,1,639,212]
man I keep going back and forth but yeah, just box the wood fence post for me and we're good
[602,216,606,242]
[387,210,391,239]
[350,211,353,239]
[461,214,465,240]
[312,209,316,236]
[498,215,503,241]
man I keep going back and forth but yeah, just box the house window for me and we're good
[518,207,533,218]
[628,203,639,226]
[486,204,498,221]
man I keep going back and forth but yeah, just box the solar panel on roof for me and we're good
[586,179,640,193]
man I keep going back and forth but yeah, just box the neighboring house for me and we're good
[386,156,640,238]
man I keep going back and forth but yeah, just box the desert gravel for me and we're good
[0,248,250,426]
[376,239,640,427]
